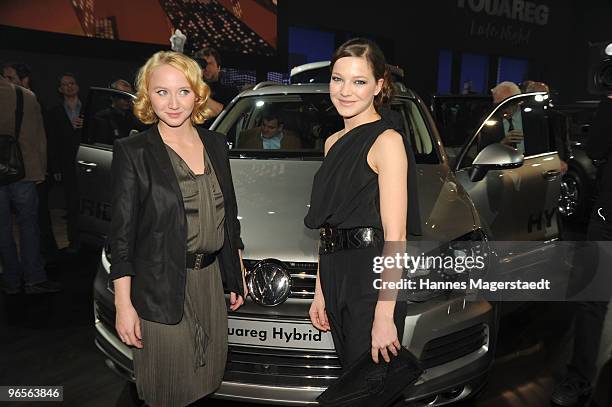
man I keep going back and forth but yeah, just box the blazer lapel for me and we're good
[146,125,183,203]
[197,128,228,194]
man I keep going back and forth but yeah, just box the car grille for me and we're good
[224,324,488,387]
[224,345,341,387]
[96,278,487,389]
[244,260,317,300]
[419,323,488,369]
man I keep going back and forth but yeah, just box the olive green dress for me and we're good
[132,146,227,407]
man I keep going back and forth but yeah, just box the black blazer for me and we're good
[109,125,244,324]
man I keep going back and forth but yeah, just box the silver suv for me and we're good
[80,73,561,405]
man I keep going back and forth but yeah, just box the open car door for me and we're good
[430,94,493,167]
[451,93,562,242]
[76,87,145,247]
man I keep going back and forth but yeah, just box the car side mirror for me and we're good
[469,143,524,182]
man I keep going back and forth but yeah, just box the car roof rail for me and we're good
[252,81,281,90]
[290,60,406,85]
[290,61,331,78]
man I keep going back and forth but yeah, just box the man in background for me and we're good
[2,61,32,90]
[493,81,525,150]
[477,81,525,153]
[47,72,83,254]
[0,75,60,294]
[237,109,302,149]
[2,61,59,263]
[93,79,142,144]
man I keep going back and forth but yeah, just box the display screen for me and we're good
[0,0,277,56]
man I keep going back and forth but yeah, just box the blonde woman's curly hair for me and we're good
[133,51,212,124]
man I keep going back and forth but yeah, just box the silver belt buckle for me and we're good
[362,228,373,243]
[194,253,204,270]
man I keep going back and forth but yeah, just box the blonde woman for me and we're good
[109,51,247,406]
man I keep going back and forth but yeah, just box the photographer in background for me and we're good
[193,47,238,122]
[551,92,612,406]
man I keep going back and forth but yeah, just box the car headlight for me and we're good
[101,241,111,274]
[403,229,490,302]
[445,228,491,278]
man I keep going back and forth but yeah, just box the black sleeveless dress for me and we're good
[304,119,409,367]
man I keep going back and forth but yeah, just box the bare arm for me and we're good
[309,259,330,331]
[368,129,408,363]
[114,276,132,307]
[371,130,408,242]
[113,275,142,348]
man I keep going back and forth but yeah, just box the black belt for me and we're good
[319,227,383,255]
[186,252,217,270]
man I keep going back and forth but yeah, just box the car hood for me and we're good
[231,159,477,263]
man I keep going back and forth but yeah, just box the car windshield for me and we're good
[214,92,438,163]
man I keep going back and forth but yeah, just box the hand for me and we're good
[228,254,248,312]
[501,130,524,147]
[229,291,245,311]
[240,259,249,299]
[72,116,84,129]
[560,160,568,174]
[371,314,400,363]
[115,302,143,348]
[309,289,330,331]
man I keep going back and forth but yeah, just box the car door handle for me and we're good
[541,169,560,179]
[77,161,98,173]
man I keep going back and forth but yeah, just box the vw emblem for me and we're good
[247,259,291,306]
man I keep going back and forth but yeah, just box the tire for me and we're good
[559,168,587,221]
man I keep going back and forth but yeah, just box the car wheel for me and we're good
[559,169,585,220]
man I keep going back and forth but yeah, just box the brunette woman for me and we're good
[305,38,409,367]
[109,51,247,406]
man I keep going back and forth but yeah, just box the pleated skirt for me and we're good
[132,259,228,407]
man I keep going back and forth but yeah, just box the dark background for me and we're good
[2,2,612,405]
[2,0,612,112]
